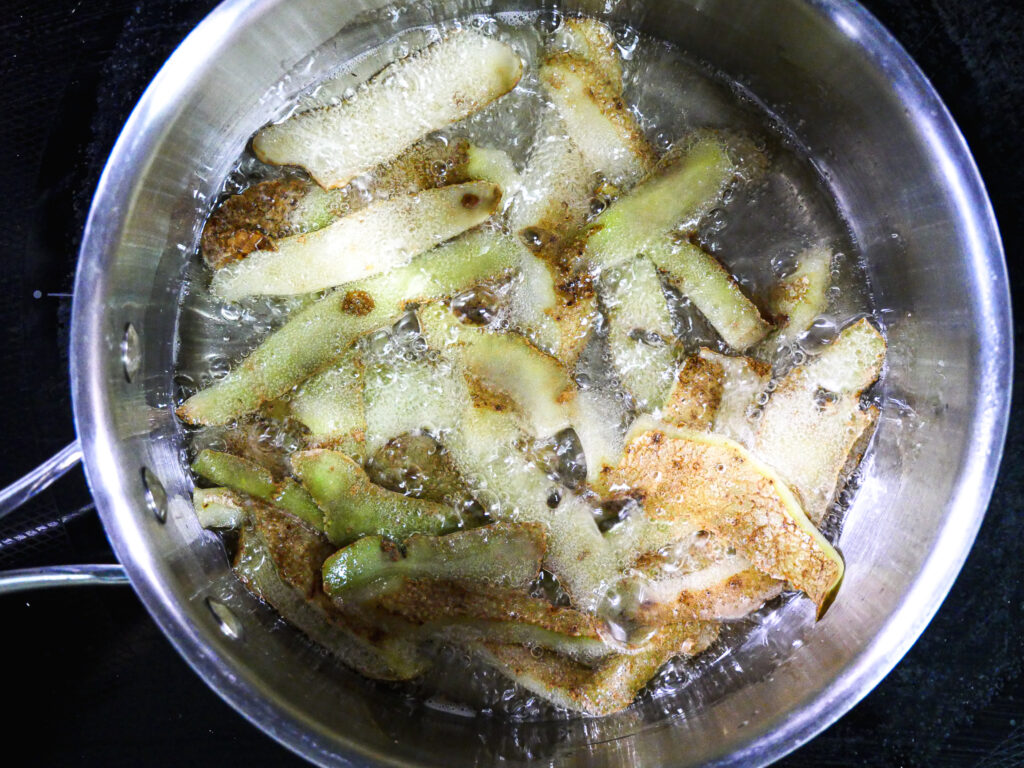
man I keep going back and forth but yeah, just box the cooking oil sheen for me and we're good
[175,10,877,721]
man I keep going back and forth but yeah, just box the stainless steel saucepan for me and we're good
[0,0,1010,765]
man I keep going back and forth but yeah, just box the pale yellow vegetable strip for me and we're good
[253,30,523,189]
[649,237,770,350]
[572,387,629,485]
[601,255,678,410]
[540,53,655,187]
[288,346,366,456]
[211,182,501,299]
[753,318,885,525]
[761,246,833,353]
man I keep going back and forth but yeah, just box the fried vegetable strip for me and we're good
[472,620,718,715]
[753,318,885,524]
[650,237,770,350]
[465,145,521,212]
[629,554,783,624]
[573,135,735,270]
[572,387,630,484]
[443,403,616,611]
[178,231,521,426]
[191,449,323,530]
[236,504,428,680]
[322,522,545,601]
[201,139,472,269]
[418,302,575,438]
[361,351,465,452]
[761,246,833,353]
[192,487,247,529]
[505,240,564,355]
[601,255,678,410]
[288,346,366,456]
[376,579,612,663]
[291,449,462,545]
[540,53,655,187]
[510,111,594,258]
[253,31,523,189]
[555,17,623,94]
[605,418,844,614]
[211,182,502,299]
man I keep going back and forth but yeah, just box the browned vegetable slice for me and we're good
[201,139,471,269]
[627,551,783,624]
[472,620,718,715]
[605,418,844,614]
[662,354,725,431]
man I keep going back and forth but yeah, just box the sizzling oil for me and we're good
[175,10,877,723]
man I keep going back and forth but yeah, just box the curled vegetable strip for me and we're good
[601,255,678,411]
[417,302,576,438]
[192,449,324,531]
[253,30,524,189]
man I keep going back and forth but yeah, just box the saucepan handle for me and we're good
[0,440,129,594]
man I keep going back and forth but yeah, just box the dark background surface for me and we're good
[0,0,1021,765]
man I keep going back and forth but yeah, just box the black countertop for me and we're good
[0,1,1021,765]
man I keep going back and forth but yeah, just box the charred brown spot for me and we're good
[341,290,375,316]
[461,192,481,209]
[201,178,309,269]
[520,226,559,255]
[379,540,402,562]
